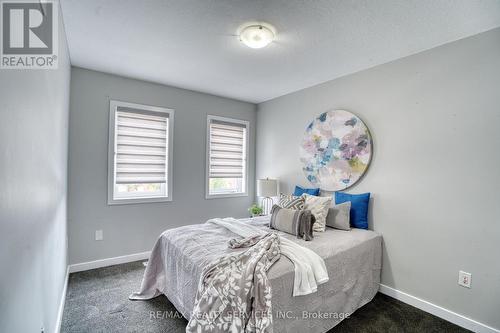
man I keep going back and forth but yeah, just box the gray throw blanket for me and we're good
[186,232,281,333]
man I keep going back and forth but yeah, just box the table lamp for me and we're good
[256,178,278,215]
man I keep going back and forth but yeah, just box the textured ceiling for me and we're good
[60,0,500,103]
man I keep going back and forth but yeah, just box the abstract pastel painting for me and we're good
[300,110,372,191]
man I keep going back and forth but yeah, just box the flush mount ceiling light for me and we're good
[238,22,276,49]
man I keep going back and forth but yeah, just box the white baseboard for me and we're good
[379,284,499,333]
[68,251,151,273]
[54,266,69,333]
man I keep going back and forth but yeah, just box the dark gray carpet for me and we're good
[61,261,470,333]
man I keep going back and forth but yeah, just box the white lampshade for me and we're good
[256,178,278,197]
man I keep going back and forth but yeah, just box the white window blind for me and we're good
[208,120,246,179]
[115,107,169,184]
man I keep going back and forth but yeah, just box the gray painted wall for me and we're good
[0,6,71,333]
[68,68,256,264]
[256,28,500,329]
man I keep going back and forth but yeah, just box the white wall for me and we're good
[0,5,71,333]
[68,68,257,264]
[256,27,500,329]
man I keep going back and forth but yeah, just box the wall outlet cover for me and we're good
[458,271,471,288]
[95,230,103,241]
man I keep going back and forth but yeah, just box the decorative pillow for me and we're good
[335,192,370,229]
[303,193,332,232]
[325,202,351,230]
[293,185,320,196]
[269,205,315,241]
[278,193,305,210]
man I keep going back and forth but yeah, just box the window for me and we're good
[206,115,249,198]
[108,100,174,204]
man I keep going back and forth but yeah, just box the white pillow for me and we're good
[303,193,332,232]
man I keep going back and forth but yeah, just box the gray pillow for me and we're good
[325,201,351,230]
[269,205,315,241]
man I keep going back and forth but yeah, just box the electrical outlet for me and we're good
[95,230,103,241]
[458,271,471,288]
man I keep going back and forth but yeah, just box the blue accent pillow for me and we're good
[335,192,370,229]
[293,185,320,196]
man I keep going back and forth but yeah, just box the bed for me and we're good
[132,216,382,333]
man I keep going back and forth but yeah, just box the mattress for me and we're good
[152,216,382,333]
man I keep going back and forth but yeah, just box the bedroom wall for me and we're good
[256,27,500,329]
[0,4,71,333]
[68,67,256,264]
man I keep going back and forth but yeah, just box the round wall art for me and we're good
[300,110,372,191]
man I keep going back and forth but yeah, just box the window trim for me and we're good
[107,99,174,205]
[205,115,249,199]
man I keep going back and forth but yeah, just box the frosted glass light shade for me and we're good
[256,178,278,197]
[239,24,275,49]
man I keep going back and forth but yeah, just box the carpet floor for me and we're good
[61,261,470,333]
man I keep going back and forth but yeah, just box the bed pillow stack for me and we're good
[277,188,370,232]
